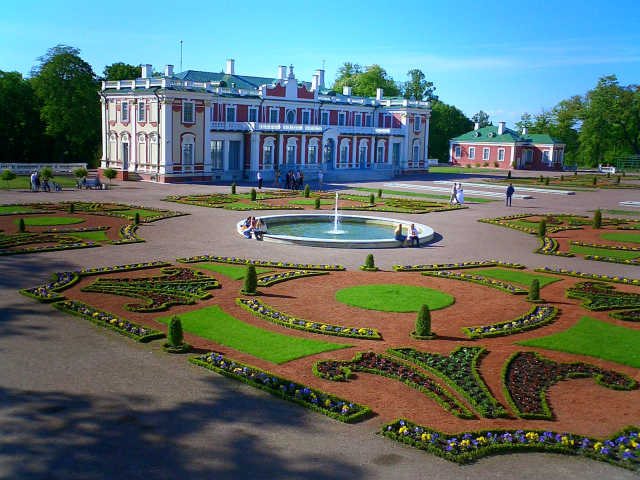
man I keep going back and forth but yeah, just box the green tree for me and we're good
[103,62,140,81]
[365,254,375,269]
[332,63,400,97]
[538,219,547,237]
[1,169,16,188]
[40,167,53,180]
[415,305,431,336]
[18,218,25,233]
[428,100,473,162]
[103,167,116,185]
[528,279,540,301]
[242,265,258,294]
[73,167,88,179]
[593,209,602,229]
[403,69,436,101]
[515,112,533,133]
[167,316,184,347]
[30,45,100,164]
[472,110,491,128]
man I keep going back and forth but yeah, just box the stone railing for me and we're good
[0,163,88,174]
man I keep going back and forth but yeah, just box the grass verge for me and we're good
[335,284,454,312]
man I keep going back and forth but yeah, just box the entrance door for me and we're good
[122,142,129,169]
[324,139,335,169]
[229,141,241,170]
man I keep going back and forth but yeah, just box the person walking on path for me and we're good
[456,183,464,204]
[506,183,515,206]
[449,183,458,205]
[318,170,323,187]
[257,170,263,189]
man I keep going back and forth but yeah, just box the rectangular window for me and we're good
[269,108,279,123]
[308,145,317,163]
[414,116,421,132]
[226,106,236,122]
[469,147,475,160]
[182,143,194,165]
[210,140,223,169]
[483,148,490,161]
[338,112,345,126]
[249,107,258,123]
[498,149,505,162]
[454,146,461,158]
[413,144,420,162]
[262,145,273,168]
[121,102,129,122]
[182,101,195,123]
[354,114,362,127]
[385,115,391,128]
[365,114,372,127]
[392,143,400,165]
[302,111,310,125]
[229,141,241,169]
[321,112,329,125]
[376,145,384,163]
[210,106,215,122]
[359,146,367,164]
[286,145,296,164]
[138,101,145,122]
[543,150,550,165]
[340,145,348,164]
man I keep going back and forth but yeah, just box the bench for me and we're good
[76,177,104,190]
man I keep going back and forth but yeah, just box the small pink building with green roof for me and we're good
[449,122,565,170]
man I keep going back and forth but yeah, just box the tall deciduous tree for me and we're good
[30,45,100,164]
[332,63,400,97]
[515,112,533,133]
[403,69,437,101]
[103,62,141,81]
[471,110,491,127]
[428,100,473,162]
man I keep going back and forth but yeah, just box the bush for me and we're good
[103,168,117,184]
[18,218,25,233]
[1,169,16,188]
[167,316,184,347]
[466,164,471,169]
[544,177,550,185]
[250,188,257,201]
[231,182,236,194]
[415,305,431,336]
[475,162,481,167]
[528,279,540,301]
[592,176,597,186]
[574,170,578,176]
[622,171,626,177]
[538,219,546,238]
[73,167,88,179]
[68,203,75,214]
[539,175,544,182]
[242,265,258,294]
[607,172,610,178]
[493,161,499,168]
[365,254,375,269]
[314,197,321,209]
[369,193,375,204]
[507,170,511,179]
[377,188,383,198]
[40,167,53,180]
[304,185,310,198]
[616,176,621,184]
[134,212,140,225]
[593,209,602,229]
[483,162,489,167]
[560,175,564,181]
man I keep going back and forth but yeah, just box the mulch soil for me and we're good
[57,265,640,438]
[550,225,640,255]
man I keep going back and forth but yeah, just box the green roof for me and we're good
[452,125,563,144]
[174,70,313,91]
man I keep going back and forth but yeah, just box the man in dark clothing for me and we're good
[506,184,515,206]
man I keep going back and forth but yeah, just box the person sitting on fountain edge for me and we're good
[254,218,266,241]
[394,223,407,246]
[408,224,419,247]
[241,216,253,239]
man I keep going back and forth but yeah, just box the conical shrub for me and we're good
[243,265,257,294]
[231,182,236,194]
[18,218,25,233]
[538,219,546,237]
[304,185,310,198]
[168,316,184,347]
[250,188,257,201]
[593,209,602,229]
[528,279,540,301]
[415,305,431,337]
[365,254,375,269]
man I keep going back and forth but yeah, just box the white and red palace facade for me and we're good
[99,60,431,183]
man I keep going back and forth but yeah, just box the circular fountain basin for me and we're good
[237,214,434,248]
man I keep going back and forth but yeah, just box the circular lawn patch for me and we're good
[16,216,85,226]
[335,284,454,312]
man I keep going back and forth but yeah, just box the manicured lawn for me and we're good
[193,263,271,280]
[157,306,348,364]
[601,209,640,216]
[599,232,640,244]
[63,231,111,242]
[16,216,85,226]
[354,187,495,203]
[569,244,640,260]
[518,316,640,368]
[0,175,78,190]
[0,206,40,214]
[111,208,160,219]
[288,199,334,206]
[471,268,561,288]
[335,284,454,312]
[429,166,508,174]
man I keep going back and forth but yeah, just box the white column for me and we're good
[301,135,306,166]
[250,132,260,171]
[510,144,516,168]
[388,136,392,164]
[130,100,137,172]
[352,135,357,167]
[423,116,430,163]
[223,139,230,171]
[100,98,107,166]
[161,99,173,173]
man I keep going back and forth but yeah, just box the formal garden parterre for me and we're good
[17,255,640,471]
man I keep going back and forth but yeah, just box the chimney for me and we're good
[165,65,174,77]
[522,126,528,135]
[288,64,295,79]
[141,64,152,79]
[311,74,319,91]
[376,88,384,101]
[498,121,505,135]
[226,59,235,75]
[278,65,287,80]
[343,86,352,96]
[474,122,480,131]
[314,69,325,88]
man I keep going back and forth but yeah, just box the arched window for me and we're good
[412,140,420,165]
[323,139,335,168]
[376,140,386,163]
[121,133,130,167]
[308,138,319,164]
[182,134,196,166]
[286,109,296,124]
[286,137,297,165]
[262,137,275,169]
[339,139,350,168]
[358,140,368,167]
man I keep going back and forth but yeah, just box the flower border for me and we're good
[462,305,559,339]
[421,270,527,295]
[176,254,345,271]
[256,270,328,287]
[534,267,640,286]
[393,260,525,272]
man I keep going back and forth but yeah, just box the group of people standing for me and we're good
[449,183,465,205]
[241,216,267,240]
[268,169,305,190]
[30,171,60,192]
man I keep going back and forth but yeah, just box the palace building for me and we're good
[449,122,565,170]
[99,60,431,183]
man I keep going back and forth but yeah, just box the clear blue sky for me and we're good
[2,0,639,127]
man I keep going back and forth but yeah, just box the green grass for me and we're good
[111,208,160,219]
[0,175,78,190]
[569,244,640,260]
[600,209,640,216]
[470,268,561,288]
[335,284,454,312]
[16,216,85,226]
[353,187,495,203]
[599,232,640,244]
[63,231,110,242]
[288,199,334,206]
[518,316,640,368]
[157,306,348,364]
[429,166,508,174]
[193,263,271,280]
[0,206,40,214]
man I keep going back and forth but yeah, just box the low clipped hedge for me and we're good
[176,254,345,271]
[256,270,328,287]
[393,259,525,272]
[463,305,558,339]
[422,270,527,295]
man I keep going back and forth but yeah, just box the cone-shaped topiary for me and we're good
[314,197,321,209]
[377,188,382,198]
[168,316,184,347]
[365,254,374,269]
[592,176,597,186]
[507,170,512,179]
[304,184,310,198]
[528,279,540,301]
[415,305,431,336]
[242,265,258,294]
[538,219,546,237]
[134,212,140,225]
[593,209,602,229]
[68,203,74,214]
[560,175,564,181]
[231,182,236,194]
[250,188,257,201]
[18,218,25,233]
[574,170,578,176]
[369,193,375,204]
[544,177,550,185]
[616,176,621,184]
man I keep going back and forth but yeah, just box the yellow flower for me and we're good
[594,442,603,451]
[476,436,487,444]
[398,426,408,434]
[421,433,432,442]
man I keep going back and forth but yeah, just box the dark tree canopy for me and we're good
[403,69,437,101]
[103,62,141,81]
[332,62,400,97]
[429,100,473,162]
[471,110,491,128]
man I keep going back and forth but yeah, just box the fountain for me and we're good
[328,192,344,235]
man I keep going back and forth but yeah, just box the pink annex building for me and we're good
[449,122,565,170]
[99,60,431,183]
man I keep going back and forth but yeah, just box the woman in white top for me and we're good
[456,183,464,204]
